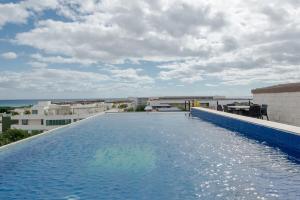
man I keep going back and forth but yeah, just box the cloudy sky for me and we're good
[0,0,299,99]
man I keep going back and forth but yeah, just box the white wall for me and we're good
[253,92,300,127]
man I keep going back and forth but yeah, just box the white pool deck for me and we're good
[0,112,105,151]
[192,107,300,136]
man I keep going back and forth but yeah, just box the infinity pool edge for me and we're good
[0,112,105,151]
[191,107,300,159]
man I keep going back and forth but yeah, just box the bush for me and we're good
[0,129,42,147]
[24,110,31,115]
[3,129,29,141]
[0,107,13,113]
[11,111,19,115]
[118,104,128,109]
[135,105,146,112]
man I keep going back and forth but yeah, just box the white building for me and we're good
[252,82,300,127]
[147,102,181,112]
[11,101,106,132]
[128,97,149,108]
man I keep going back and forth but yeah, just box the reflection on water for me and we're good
[63,194,81,200]
[88,145,156,173]
[1,113,300,199]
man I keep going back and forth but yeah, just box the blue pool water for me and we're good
[0,113,300,199]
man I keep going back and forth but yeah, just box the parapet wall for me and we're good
[253,92,300,127]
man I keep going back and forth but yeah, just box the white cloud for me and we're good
[1,0,300,93]
[210,65,300,86]
[1,52,18,60]
[110,68,154,84]
[0,1,60,28]
[0,3,29,28]
[14,2,300,66]
[28,61,48,68]
[205,83,218,87]
[0,66,154,98]
[31,53,96,65]
[21,0,58,12]
[0,68,109,92]
[15,0,230,63]
[158,56,300,85]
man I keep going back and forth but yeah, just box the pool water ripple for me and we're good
[0,113,300,199]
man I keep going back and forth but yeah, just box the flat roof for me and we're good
[252,82,300,94]
[151,96,217,100]
[149,96,252,101]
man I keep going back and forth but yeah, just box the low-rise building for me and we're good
[147,102,181,112]
[252,82,300,127]
[11,101,107,132]
[147,96,252,111]
[128,97,149,108]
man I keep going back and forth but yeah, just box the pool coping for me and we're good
[105,111,189,114]
[0,112,105,151]
[191,107,300,136]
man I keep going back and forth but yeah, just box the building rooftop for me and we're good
[252,82,300,94]
[150,96,217,100]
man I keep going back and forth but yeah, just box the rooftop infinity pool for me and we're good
[0,113,300,199]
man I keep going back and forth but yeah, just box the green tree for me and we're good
[11,111,19,115]
[118,104,128,109]
[0,107,13,113]
[3,129,29,141]
[135,105,146,112]
[0,129,42,146]
[24,110,31,115]
[2,117,18,132]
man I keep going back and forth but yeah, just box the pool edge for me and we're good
[0,112,105,151]
[191,107,300,159]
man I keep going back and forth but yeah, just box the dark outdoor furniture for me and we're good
[223,105,229,112]
[227,103,239,113]
[217,105,223,111]
[226,104,235,113]
[241,109,249,116]
[227,105,250,116]
[261,104,269,120]
[248,104,262,118]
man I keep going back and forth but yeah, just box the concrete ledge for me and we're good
[0,112,105,151]
[191,107,300,159]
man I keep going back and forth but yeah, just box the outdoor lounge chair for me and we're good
[217,105,223,111]
[261,104,269,120]
[223,105,229,112]
[248,104,262,119]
